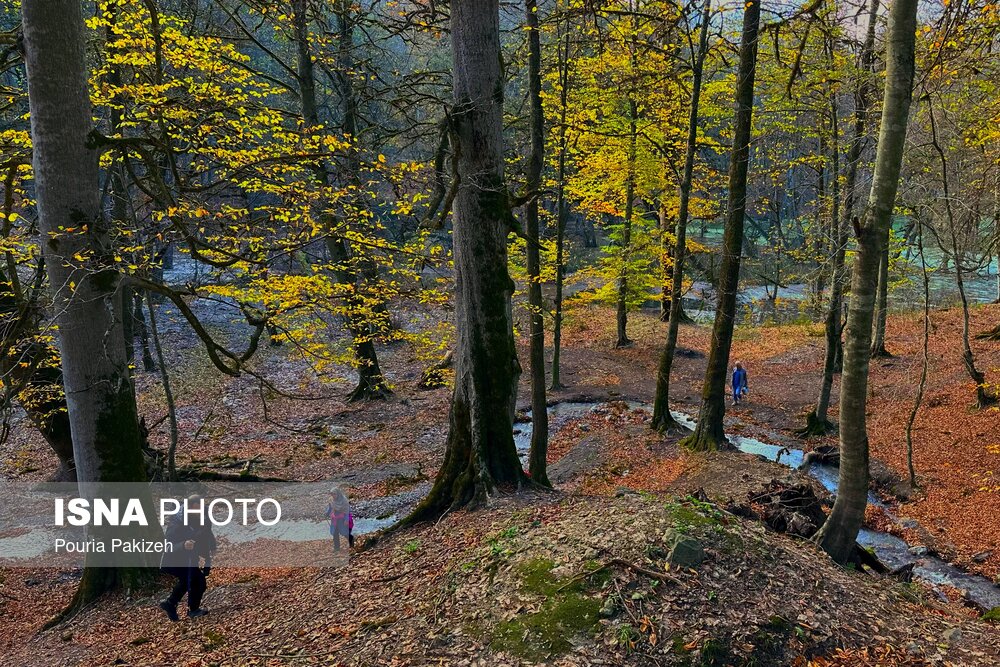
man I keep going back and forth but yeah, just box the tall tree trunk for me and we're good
[0,268,76,479]
[679,0,760,451]
[524,0,549,486]
[651,0,711,433]
[807,101,843,434]
[813,0,918,564]
[812,133,828,315]
[870,246,892,356]
[615,97,638,349]
[291,0,388,400]
[550,25,571,391]
[146,292,178,481]
[904,218,930,488]
[132,291,156,372]
[660,206,673,320]
[406,0,526,520]
[928,101,993,408]
[22,0,149,607]
[806,0,880,434]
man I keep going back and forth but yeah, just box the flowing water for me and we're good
[517,400,1000,610]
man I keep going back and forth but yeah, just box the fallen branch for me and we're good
[558,556,684,592]
[367,568,415,584]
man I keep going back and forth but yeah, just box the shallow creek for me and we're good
[515,400,1000,610]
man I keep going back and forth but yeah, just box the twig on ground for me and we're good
[558,556,684,592]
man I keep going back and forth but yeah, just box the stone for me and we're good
[666,534,705,568]
[941,627,962,644]
[599,598,617,618]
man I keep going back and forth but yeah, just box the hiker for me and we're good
[732,361,749,406]
[326,488,354,551]
[159,495,217,621]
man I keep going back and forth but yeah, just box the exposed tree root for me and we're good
[795,411,835,438]
[43,566,154,630]
[347,376,391,402]
[678,423,732,453]
[557,555,684,592]
[974,322,1000,341]
[869,344,893,358]
[651,412,692,436]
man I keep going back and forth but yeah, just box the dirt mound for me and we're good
[13,492,998,666]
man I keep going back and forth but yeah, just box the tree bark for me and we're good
[22,0,149,606]
[550,25,571,391]
[660,208,672,321]
[814,0,918,564]
[928,100,993,408]
[651,0,711,433]
[805,0,880,434]
[870,246,892,356]
[406,0,526,520]
[679,0,760,451]
[132,290,156,372]
[524,0,549,486]
[291,0,389,400]
[0,267,77,479]
[615,97,638,349]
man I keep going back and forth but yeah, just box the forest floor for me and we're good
[1,300,998,665]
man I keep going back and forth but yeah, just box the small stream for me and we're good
[516,400,1000,610]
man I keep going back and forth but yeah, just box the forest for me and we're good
[0,0,999,664]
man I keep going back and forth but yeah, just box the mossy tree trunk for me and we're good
[814,0,918,564]
[22,0,149,608]
[524,0,550,486]
[651,0,712,433]
[679,0,760,451]
[407,0,526,521]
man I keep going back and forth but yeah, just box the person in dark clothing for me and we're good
[732,361,749,406]
[159,495,217,621]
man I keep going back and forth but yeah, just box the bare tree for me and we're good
[927,98,994,409]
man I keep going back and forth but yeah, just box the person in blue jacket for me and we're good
[732,361,749,405]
